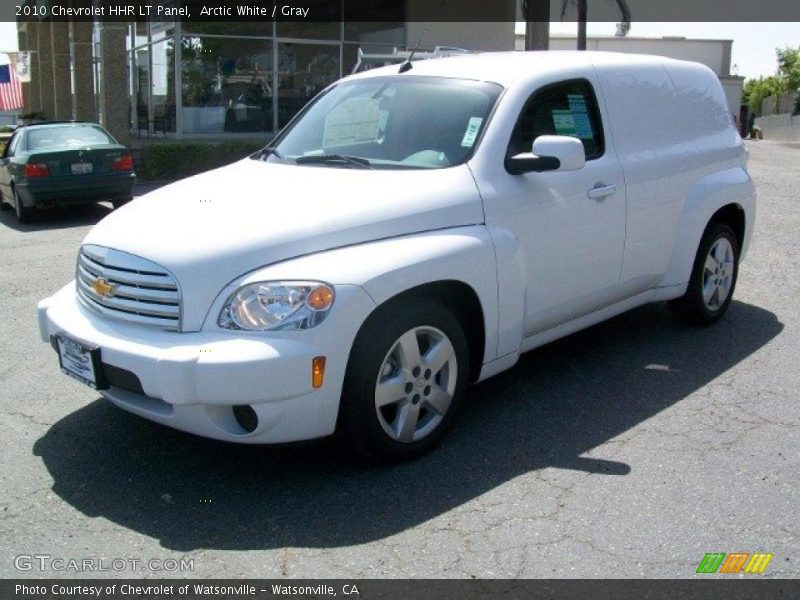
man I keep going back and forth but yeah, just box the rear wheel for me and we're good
[339,298,468,462]
[13,187,34,224]
[669,223,739,325]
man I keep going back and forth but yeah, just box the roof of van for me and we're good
[344,50,700,87]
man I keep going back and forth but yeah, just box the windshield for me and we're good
[26,125,116,151]
[264,76,502,169]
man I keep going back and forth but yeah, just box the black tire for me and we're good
[668,222,740,325]
[112,196,133,209]
[339,298,469,462]
[13,187,34,224]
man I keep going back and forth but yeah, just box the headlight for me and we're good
[218,281,335,331]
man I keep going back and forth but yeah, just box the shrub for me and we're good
[140,140,267,181]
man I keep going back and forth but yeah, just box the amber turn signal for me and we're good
[312,356,326,389]
[307,285,334,311]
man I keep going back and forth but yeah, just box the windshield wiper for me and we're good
[254,146,284,160]
[295,154,373,169]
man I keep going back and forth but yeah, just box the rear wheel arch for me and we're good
[706,203,746,250]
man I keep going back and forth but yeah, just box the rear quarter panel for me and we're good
[592,58,751,293]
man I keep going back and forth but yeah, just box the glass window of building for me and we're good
[133,44,150,133]
[277,43,341,128]
[181,22,272,37]
[277,0,341,39]
[151,38,176,133]
[181,36,274,134]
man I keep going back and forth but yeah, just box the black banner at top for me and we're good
[6,0,800,23]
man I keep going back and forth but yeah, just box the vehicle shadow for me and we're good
[33,300,782,551]
[0,202,113,232]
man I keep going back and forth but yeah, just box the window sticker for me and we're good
[567,93,594,140]
[461,116,484,147]
[323,97,381,147]
[552,110,577,136]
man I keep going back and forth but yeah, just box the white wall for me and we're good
[755,114,800,141]
[407,22,516,52]
[720,76,745,118]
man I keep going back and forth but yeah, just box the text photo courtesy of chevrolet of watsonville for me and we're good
[36,51,755,462]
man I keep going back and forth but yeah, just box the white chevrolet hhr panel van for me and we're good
[38,52,755,460]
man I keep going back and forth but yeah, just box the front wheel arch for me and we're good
[355,280,486,384]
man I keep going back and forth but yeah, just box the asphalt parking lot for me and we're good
[0,141,798,579]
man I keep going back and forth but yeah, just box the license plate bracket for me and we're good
[54,334,108,390]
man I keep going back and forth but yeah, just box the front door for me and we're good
[484,77,627,337]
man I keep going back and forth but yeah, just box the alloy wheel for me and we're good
[374,325,458,443]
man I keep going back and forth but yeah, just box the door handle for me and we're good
[587,183,617,200]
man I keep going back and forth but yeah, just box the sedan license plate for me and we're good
[55,334,106,389]
[70,161,93,175]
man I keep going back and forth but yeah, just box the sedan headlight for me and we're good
[218,281,335,331]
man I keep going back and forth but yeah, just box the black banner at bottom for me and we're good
[3,579,800,600]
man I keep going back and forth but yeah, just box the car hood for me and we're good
[83,158,484,331]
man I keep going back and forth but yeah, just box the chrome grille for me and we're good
[76,245,181,331]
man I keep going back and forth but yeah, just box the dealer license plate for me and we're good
[71,161,93,175]
[55,334,104,389]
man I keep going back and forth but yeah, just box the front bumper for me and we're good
[38,282,375,443]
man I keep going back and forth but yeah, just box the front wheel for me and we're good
[339,298,469,462]
[669,223,739,325]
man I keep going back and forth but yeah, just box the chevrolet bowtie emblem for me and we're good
[91,277,116,298]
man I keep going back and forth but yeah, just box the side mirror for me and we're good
[505,135,586,175]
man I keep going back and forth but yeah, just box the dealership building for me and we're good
[15,4,516,145]
[16,7,743,145]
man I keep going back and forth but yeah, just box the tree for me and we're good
[522,0,631,52]
[560,0,632,51]
[742,46,800,115]
[743,76,785,116]
[522,0,551,50]
[776,47,800,92]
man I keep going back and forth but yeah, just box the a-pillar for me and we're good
[71,21,95,122]
[37,21,55,120]
[98,23,129,145]
[50,21,72,120]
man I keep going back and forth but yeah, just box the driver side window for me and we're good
[507,79,605,160]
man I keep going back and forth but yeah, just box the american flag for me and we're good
[0,64,23,110]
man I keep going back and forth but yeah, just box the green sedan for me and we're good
[0,122,136,223]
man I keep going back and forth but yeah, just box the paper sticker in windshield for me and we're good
[552,110,577,136]
[323,98,380,148]
[461,117,484,148]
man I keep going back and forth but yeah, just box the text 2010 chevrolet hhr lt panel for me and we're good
[38,52,755,460]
